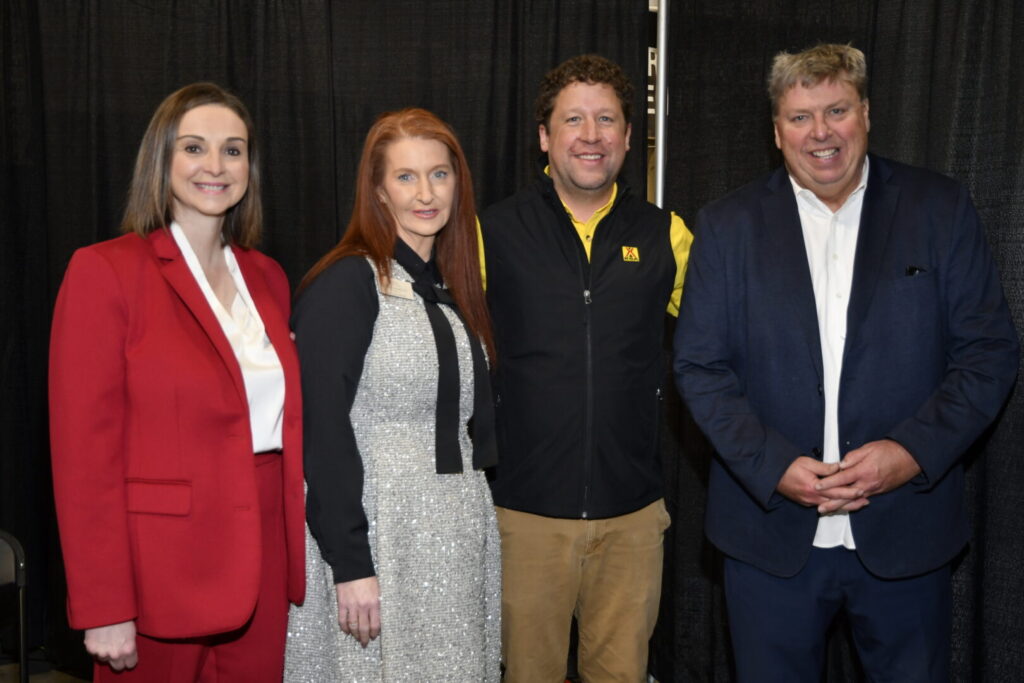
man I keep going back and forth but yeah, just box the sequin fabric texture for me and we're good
[285,260,501,682]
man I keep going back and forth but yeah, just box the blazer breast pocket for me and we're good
[126,478,192,516]
[890,267,936,294]
[879,268,940,331]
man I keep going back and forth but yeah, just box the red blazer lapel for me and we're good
[232,246,292,365]
[148,228,248,409]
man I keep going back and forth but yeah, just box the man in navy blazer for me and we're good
[673,44,1018,681]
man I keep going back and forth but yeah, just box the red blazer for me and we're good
[49,228,305,638]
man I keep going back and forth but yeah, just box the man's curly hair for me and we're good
[535,54,634,129]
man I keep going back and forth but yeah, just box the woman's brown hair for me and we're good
[120,82,262,247]
[300,108,493,360]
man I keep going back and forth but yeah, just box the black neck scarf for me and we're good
[392,240,497,474]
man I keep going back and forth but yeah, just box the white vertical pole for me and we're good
[654,0,669,208]
[651,11,669,681]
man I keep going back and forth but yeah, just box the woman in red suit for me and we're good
[48,83,305,682]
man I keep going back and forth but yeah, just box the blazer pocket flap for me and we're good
[126,479,192,516]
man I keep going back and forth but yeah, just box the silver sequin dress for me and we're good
[285,260,501,682]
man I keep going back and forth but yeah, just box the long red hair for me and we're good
[300,108,494,361]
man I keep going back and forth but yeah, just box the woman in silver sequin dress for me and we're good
[285,109,501,682]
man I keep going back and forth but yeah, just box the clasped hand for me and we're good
[777,439,922,514]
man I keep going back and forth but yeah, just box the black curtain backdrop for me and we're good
[654,1,1024,682]
[0,1,649,676]
[2,1,1021,681]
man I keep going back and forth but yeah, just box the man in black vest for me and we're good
[479,54,692,683]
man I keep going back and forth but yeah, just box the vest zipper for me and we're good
[582,281,593,518]
[549,182,622,520]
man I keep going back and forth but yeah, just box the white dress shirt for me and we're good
[171,222,285,453]
[789,159,869,549]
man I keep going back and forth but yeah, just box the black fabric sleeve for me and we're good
[292,256,378,583]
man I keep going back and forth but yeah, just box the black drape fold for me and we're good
[1,0,65,664]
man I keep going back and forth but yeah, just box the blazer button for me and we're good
[817,384,823,395]
[812,447,822,458]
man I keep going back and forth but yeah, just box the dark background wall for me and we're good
[2,1,1021,680]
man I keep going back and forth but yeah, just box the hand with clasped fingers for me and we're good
[335,576,381,648]
[777,456,842,507]
[777,440,922,515]
[84,620,138,671]
[814,439,922,514]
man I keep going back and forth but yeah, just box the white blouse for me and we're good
[170,223,285,453]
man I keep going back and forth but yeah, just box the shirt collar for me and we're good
[788,155,870,213]
[393,237,442,286]
[544,165,618,223]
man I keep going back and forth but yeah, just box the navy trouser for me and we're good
[724,547,951,683]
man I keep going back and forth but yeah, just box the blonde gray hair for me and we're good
[768,44,867,117]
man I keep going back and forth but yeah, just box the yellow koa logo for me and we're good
[622,246,640,262]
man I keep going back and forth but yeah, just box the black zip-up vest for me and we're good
[481,173,676,519]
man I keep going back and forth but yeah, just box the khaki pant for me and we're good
[497,499,670,683]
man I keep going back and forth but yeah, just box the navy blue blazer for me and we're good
[673,154,1018,579]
